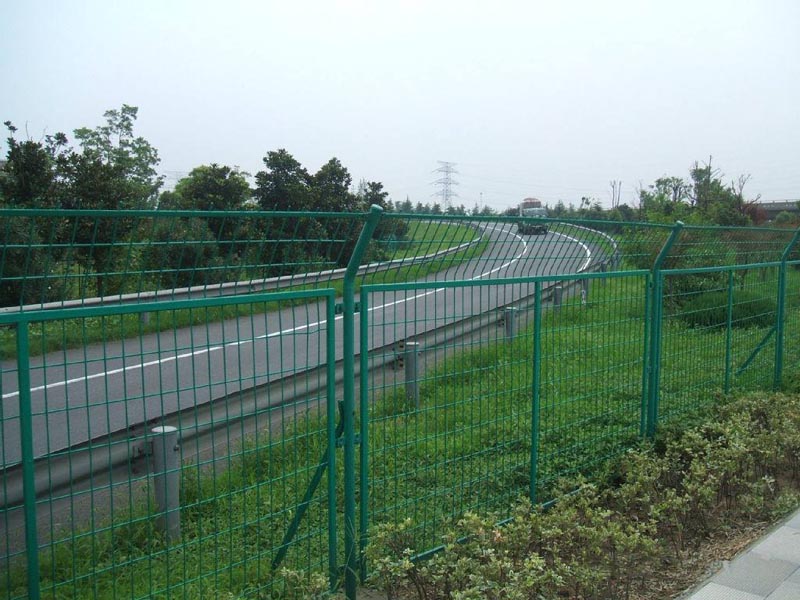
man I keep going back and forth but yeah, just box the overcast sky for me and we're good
[2,0,798,211]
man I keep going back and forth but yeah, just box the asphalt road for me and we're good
[0,223,602,465]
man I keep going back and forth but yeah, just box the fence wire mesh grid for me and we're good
[0,209,798,599]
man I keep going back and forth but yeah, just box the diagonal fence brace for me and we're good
[271,401,346,573]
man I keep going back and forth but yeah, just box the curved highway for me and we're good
[0,222,606,464]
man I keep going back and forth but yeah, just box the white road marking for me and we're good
[3,224,591,400]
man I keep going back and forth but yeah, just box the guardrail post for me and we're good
[404,342,421,408]
[645,221,684,437]
[580,279,589,305]
[16,322,41,600]
[774,227,800,390]
[503,307,518,339]
[151,425,181,542]
[343,205,383,598]
[553,285,563,312]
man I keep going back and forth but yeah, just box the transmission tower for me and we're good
[432,161,459,211]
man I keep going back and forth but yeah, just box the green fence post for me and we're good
[16,321,41,600]
[774,227,800,390]
[646,221,684,437]
[326,294,339,590]
[358,287,370,583]
[724,270,735,395]
[640,274,652,437]
[343,205,383,600]
[529,282,543,503]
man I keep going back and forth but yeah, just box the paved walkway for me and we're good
[683,508,800,600]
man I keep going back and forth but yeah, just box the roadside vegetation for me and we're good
[368,391,800,600]
[3,269,798,599]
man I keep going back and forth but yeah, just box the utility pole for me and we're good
[432,161,459,212]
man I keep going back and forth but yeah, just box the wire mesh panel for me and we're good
[0,209,368,310]
[0,290,338,599]
[535,272,649,499]
[783,262,800,390]
[658,263,785,422]
[360,278,538,557]
[1,208,799,600]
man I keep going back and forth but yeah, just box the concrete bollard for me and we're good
[553,285,563,312]
[151,425,181,542]
[580,279,589,305]
[404,342,421,409]
[504,307,518,339]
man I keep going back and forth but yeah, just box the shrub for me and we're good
[367,392,800,600]
[678,289,776,329]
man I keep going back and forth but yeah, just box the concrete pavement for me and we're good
[683,508,800,600]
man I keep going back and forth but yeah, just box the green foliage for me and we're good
[678,289,777,329]
[72,104,163,204]
[368,392,800,599]
[0,124,59,208]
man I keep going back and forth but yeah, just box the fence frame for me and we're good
[2,208,800,600]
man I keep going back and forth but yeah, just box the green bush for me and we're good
[367,392,800,600]
[678,289,776,329]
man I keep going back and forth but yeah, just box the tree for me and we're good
[1,122,68,208]
[72,105,162,206]
[654,176,689,204]
[312,157,357,212]
[398,197,413,213]
[162,164,250,212]
[356,179,390,210]
[159,164,251,244]
[254,149,310,211]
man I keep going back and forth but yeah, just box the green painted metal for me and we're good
[640,274,652,437]
[326,295,339,589]
[737,326,777,377]
[270,403,343,575]
[774,227,800,389]
[15,322,41,600]
[529,281,542,503]
[358,287,370,582]
[341,205,383,599]
[725,271,735,394]
[645,221,684,437]
[4,210,800,599]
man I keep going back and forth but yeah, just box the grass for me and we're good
[2,269,799,599]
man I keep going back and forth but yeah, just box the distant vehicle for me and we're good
[517,197,548,235]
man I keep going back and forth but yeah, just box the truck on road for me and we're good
[517,197,548,235]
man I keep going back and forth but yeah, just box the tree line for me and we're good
[0,106,410,306]
[2,106,797,308]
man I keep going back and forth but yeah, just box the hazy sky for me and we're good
[2,1,798,212]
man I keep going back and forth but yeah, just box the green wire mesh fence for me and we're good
[1,209,799,599]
